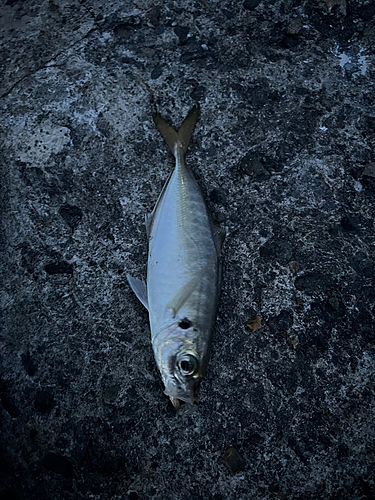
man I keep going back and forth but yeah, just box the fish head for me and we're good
[152,321,208,406]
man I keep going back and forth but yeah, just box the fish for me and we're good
[127,106,225,407]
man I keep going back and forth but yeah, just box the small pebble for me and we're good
[282,35,299,48]
[363,163,375,178]
[151,65,163,79]
[246,315,262,331]
[239,156,269,179]
[288,337,299,349]
[286,18,303,35]
[340,216,356,232]
[113,24,132,38]
[243,0,262,10]
[324,0,347,15]
[191,85,206,101]
[327,295,339,310]
[288,261,299,274]
[222,446,245,474]
[277,490,288,500]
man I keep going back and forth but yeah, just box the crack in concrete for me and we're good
[0,26,98,100]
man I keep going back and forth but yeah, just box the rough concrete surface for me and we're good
[1,0,375,498]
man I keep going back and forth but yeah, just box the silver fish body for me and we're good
[127,106,224,407]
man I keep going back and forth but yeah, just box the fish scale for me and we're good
[127,106,225,407]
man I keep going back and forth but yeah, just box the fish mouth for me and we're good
[170,397,186,410]
[164,380,200,409]
[170,397,199,410]
[165,390,197,407]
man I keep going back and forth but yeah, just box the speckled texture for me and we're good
[1,1,375,499]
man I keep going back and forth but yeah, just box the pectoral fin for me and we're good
[145,213,153,238]
[166,256,214,316]
[126,274,149,310]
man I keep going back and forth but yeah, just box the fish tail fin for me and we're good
[153,105,199,158]
[153,113,179,155]
[177,105,199,155]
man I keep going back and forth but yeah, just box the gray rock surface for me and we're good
[1,0,375,499]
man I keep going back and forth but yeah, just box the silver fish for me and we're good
[127,106,225,407]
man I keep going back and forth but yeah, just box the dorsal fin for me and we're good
[213,224,226,253]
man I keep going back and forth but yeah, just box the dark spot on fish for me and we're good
[179,318,192,329]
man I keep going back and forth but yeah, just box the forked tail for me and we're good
[153,106,199,158]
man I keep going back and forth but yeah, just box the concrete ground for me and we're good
[1,0,375,498]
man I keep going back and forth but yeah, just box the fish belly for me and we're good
[147,164,218,339]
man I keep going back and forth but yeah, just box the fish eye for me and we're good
[178,354,198,376]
